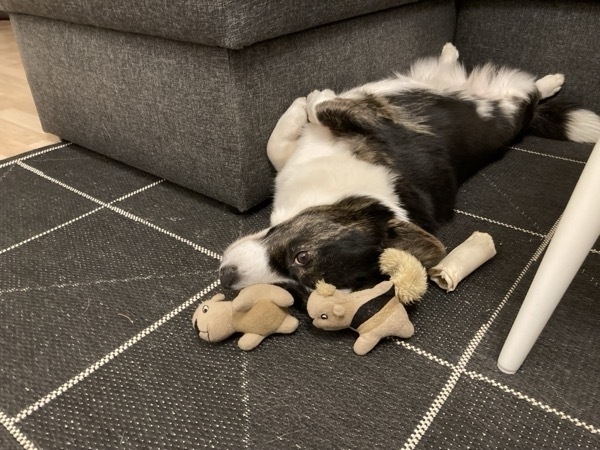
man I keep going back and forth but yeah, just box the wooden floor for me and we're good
[0,20,60,160]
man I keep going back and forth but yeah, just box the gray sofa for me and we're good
[1,0,599,210]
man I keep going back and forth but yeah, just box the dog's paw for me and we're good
[440,42,459,64]
[306,89,336,124]
[535,73,565,99]
[284,96,308,129]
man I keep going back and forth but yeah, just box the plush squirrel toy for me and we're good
[307,249,427,355]
[192,284,299,351]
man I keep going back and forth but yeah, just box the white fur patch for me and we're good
[408,59,467,92]
[270,124,408,225]
[464,64,537,100]
[566,109,600,143]
[267,97,308,172]
[341,44,537,123]
[340,75,421,99]
[463,64,537,118]
[219,230,291,290]
[474,99,494,119]
[535,73,565,99]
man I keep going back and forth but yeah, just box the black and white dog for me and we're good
[219,43,600,299]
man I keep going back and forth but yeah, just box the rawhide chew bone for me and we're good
[428,231,496,292]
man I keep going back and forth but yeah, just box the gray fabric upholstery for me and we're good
[455,0,600,113]
[11,1,455,211]
[0,0,419,49]
[6,0,598,210]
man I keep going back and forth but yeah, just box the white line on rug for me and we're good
[510,146,586,164]
[0,269,208,295]
[0,178,162,256]
[0,142,71,170]
[15,162,221,260]
[14,279,220,423]
[0,411,38,450]
[401,219,559,449]
[395,341,600,435]
[454,209,546,237]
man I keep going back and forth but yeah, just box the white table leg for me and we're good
[497,140,600,374]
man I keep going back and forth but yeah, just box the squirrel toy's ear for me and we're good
[315,280,337,296]
[333,304,346,317]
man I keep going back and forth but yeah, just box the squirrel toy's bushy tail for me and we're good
[379,248,428,304]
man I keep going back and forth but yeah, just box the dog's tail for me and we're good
[528,98,600,143]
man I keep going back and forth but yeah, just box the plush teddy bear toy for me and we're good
[192,284,299,351]
[307,248,428,355]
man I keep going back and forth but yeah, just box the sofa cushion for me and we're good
[11,0,455,210]
[455,0,600,113]
[0,0,421,49]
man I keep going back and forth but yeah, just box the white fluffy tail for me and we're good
[566,109,600,143]
[529,98,600,144]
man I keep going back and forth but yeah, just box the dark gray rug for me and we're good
[1,137,599,449]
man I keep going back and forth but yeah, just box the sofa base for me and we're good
[12,1,455,210]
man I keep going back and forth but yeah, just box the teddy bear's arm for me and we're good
[231,287,261,312]
[268,289,294,308]
[233,285,294,312]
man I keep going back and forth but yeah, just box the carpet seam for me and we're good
[0,411,38,450]
[395,341,600,435]
[0,142,71,170]
[14,162,221,261]
[14,280,220,423]
[401,219,561,449]
[509,146,586,164]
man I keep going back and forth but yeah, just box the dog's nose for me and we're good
[219,265,239,289]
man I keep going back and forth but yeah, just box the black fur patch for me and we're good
[264,197,394,292]
[315,89,542,232]
[527,97,575,140]
[261,196,444,294]
[259,83,579,297]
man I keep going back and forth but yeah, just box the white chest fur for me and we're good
[270,124,407,225]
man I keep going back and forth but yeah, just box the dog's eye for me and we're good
[202,305,209,313]
[294,251,310,266]
[320,313,328,320]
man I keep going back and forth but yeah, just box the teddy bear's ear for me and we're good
[210,293,226,302]
[333,304,346,317]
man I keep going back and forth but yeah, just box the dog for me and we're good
[219,43,600,300]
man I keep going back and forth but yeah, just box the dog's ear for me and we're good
[384,219,446,268]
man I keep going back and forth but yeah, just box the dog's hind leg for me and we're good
[267,97,308,171]
[408,42,467,91]
[439,42,460,65]
[535,73,565,99]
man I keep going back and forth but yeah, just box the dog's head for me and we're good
[219,196,445,293]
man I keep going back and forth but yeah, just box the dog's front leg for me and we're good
[267,97,308,172]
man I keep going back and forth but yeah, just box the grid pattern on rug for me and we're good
[1,139,599,449]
